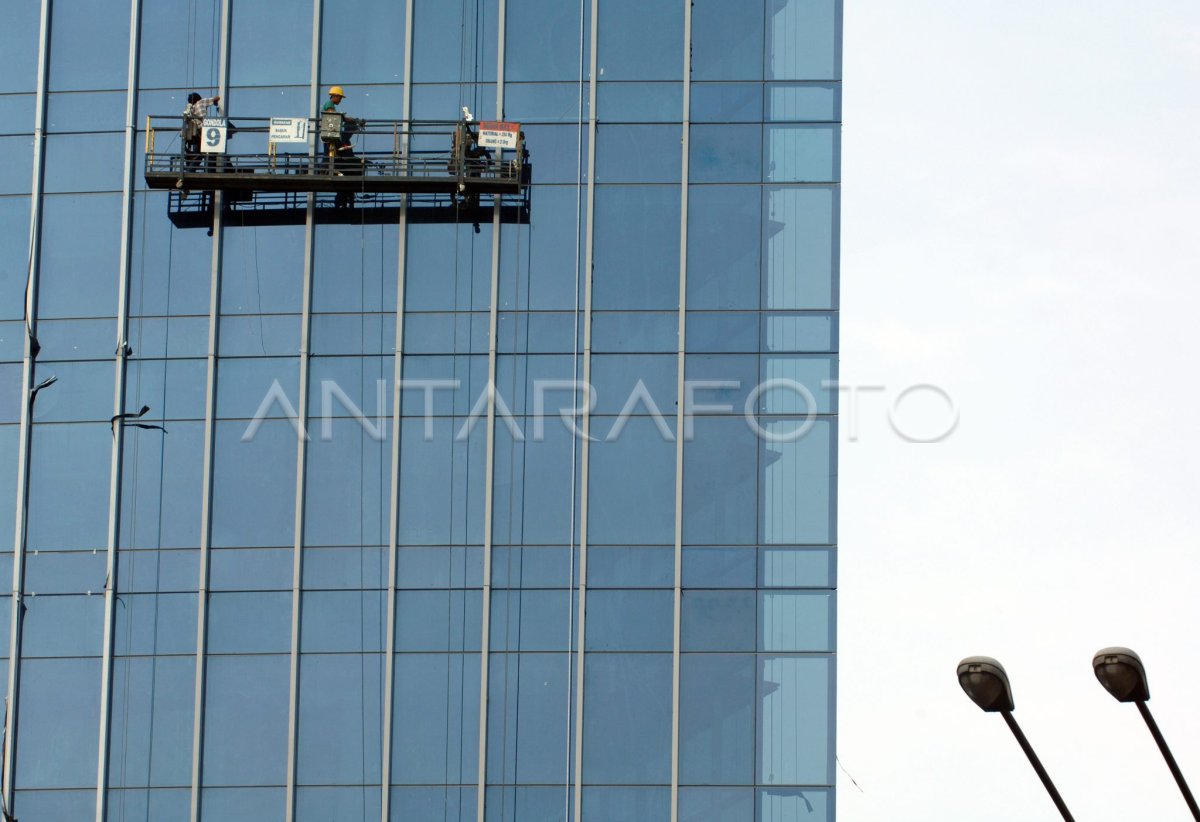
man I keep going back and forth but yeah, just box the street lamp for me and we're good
[1092,647,1200,820]
[957,656,1076,821]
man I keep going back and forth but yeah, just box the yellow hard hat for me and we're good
[328,86,346,98]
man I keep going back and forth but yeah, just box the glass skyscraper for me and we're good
[0,0,839,820]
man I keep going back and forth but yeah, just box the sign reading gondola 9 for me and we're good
[201,117,227,153]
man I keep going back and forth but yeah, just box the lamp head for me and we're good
[1093,647,1150,703]
[957,656,1015,713]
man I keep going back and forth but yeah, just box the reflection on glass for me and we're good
[758,655,832,786]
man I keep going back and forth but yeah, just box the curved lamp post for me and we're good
[1092,647,1200,820]
[957,656,1076,821]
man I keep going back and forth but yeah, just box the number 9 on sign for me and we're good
[201,123,226,154]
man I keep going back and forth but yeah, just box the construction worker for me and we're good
[321,86,366,206]
[182,91,221,165]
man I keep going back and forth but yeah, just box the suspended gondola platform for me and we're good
[144,115,530,228]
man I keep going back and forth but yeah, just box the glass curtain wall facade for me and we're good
[0,0,839,820]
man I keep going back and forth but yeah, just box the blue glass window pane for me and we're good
[760,591,833,652]
[0,322,22,360]
[391,653,480,784]
[582,788,671,820]
[14,790,95,818]
[490,546,573,589]
[0,96,36,133]
[140,1,219,89]
[36,317,117,361]
[411,0,497,83]
[120,422,205,550]
[203,655,290,786]
[763,187,837,310]
[30,361,112,422]
[586,590,672,651]
[108,656,195,787]
[25,551,104,593]
[48,0,130,91]
[116,549,197,593]
[403,312,487,355]
[597,0,683,81]
[682,591,756,652]
[405,223,494,312]
[683,417,757,546]
[46,91,126,132]
[296,654,383,784]
[764,313,837,353]
[22,594,103,656]
[396,590,481,651]
[691,0,764,81]
[505,83,582,123]
[112,593,197,655]
[0,1,41,94]
[208,591,292,653]
[590,353,676,415]
[587,416,676,545]
[125,359,208,421]
[129,193,213,318]
[390,787,475,821]
[687,185,759,310]
[308,355,391,420]
[321,0,406,84]
[761,547,834,588]
[587,547,673,589]
[226,85,310,119]
[39,194,122,319]
[0,136,33,194]
[311,313,395,356]
[683,547,757,588]
[484,652,571,783]
[506,0,581,82]
[591,312,676,353]
[582,654,672,784]
[761,355,835,414]
[766,0,840,81]
[760,418,834,544]
[593,186,680,311]
[0,365,21,423]
[680,787,754,822]
[491,421,577,546]
[313,222,399,312]
[0,426,17,551]
[300,591,385,652]
[210,547,291,590]
[200,787,286,821]
[597,83,682,122]
[215,357,300,419]
[229,0,312,86]
[767,83,841,122]
[765,125,839,182]
[680,654,755,784]
[219,315,302,356]
[690,124,762,183]
[296,787,381,821]
[686,313,759,353]
[27,422,111,550]
[396,417,487,545]
[691,83,763,123]
[395,546,483,590]
[500,186,581,311]
[211,419,298,548]
[759,788,833,821]
[520,124,584,184]
[15,658,101,788]
[411,82,496,121]
[758,655,833,785]
[496,312,577,354]
[489,589,572,652]
[0,198,31,319]
[302,546,387,590]
[596,125,680,183]
[221,224,306,314]
[304,419,390,547]
[106,789,190,819]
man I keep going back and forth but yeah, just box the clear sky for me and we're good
[839,1,1200,819]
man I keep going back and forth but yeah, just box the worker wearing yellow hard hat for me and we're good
[327,86,346,100]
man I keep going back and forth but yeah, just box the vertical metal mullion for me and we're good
[190,1,233,819]
[380,2,415,818]
[95,0,145,816]
[669,1,692,818]
[571,0,600,818]
[283,3,323,819]
[475,2,507,818]
[1,0,51,811]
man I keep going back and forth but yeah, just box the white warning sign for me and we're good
[477,121,520,150]
[270,117,309,143]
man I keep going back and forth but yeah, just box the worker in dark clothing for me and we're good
[182,91,221,169]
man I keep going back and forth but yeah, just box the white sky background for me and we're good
[839,1,1200,820]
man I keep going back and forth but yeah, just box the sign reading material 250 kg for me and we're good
[477,121,520,150]
[201,117,227,153]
